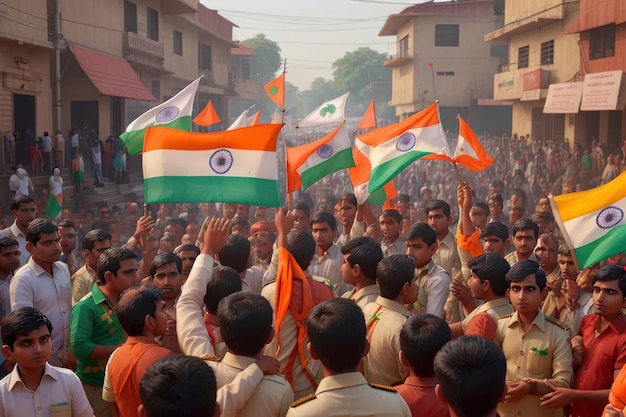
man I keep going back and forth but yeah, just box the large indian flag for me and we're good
[121,77,201,155]
[550,171,626,269]
[142,124,283,206]
[286,122,354,193]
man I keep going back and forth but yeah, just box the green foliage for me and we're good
[241,34,282,84]
[332,47,391,106]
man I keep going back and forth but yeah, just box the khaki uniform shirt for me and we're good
[412,261,450,319]
[71,264,97,305]
[380,236,405,258]
[494,310,573,417]
[433,230,461,279]
[286,372,411,417]
[362,296,409,385]
[461,297,513,332]
[341,284,380,311]
[308,243,351,296]
[541,267,562,318]
[504,251,539,266]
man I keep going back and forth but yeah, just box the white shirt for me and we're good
[308,243,351,296]
[412,260,451,319]
[0,221,29,266]
[10,259,72,367]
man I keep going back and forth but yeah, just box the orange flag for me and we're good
[356,98,377,130]
[248,109,262,126]
[193,99,220,127]
[382,181,398,210]
[451,116,494,171]
[265,73,285,108]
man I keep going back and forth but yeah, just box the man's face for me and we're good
[427,208,450,237]
[292,209,310,232]
[151,262,183,301]
[509,274,546,315]
[58,226,77,254]
[592,279,626,318]
[85,240,112,270]
[513,229,537,258]
[13,202,36,229]
[236,204,250,219]
[311,221,335,251]
[27,231,61,265]
[0,245,21,274]
[222,203,237,220]
[336,200,357,227]
[558,254,578,280]
[483,235,507,256]
[340,253,356,286]
[397,200,409,216]
[177,250,197,275]
[251,233,272,261]
[109,258,141,295]
[379,215,400,240]
[1,325,51,372]
[230,224,249,238]
[99,208,110,221]
[405,237,436,269]
[470,207,488,229]
[534,236,557,271]
[488,199,503,218]
[536,198,551,213]
[467,271,486,300]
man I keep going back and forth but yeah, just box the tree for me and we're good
[332,47,392,117]
[301,77,338,114]
[240,34,282,84]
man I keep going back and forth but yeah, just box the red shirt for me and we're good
[395,376,449,417]
[569,313,626,417]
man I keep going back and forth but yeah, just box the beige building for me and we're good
[485,0,580,143]
[379,0,509,132]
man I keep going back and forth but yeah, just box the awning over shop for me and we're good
[68,44,157,102]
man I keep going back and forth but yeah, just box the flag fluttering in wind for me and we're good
[286,122,355,193]
[265,73,285,108]
[381,181,398,210]
[227,106,253,131]
[439,116,493,171]
[349,102,448,203]
[142,124,283,206]
[121,77,201,155]
[550,171,626,269]
[247,108,262,126]
[356,98,377,131]
[193,99,221,127]
[297,91,350,128]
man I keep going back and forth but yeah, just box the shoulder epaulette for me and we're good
[290,394,316,408]
[368,383,397,393]
[200,354,221,362]
[499,313,513,319]
[545,315,570,332]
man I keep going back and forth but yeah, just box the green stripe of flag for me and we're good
[574,224,626,269]
[369,151,431,192]
[300,148,354,191]
[121,116,191,155]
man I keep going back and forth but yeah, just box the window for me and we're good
[490,45,508,58]
[173,31,183,56]
[518,45,529,69]
[541,40,554,65]
[199,43,212,71]
[147,7,159,41]
[398,35,409,58]
[590,24,615,60]
[124,1,137,33]
[435,24,459,47]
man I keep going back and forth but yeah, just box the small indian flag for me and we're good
[142,124,283,206]
[45,192,62,219]
[550,171,626,269]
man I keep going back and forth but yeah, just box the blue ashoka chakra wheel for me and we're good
[317,144,334,159]
[596,206,624,229]
[209,149,233,174]
[155,106,180,123]
[396,132,416,152]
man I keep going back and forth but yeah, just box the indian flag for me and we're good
[121,77,201,155]
[297,91,350,128]
[142,124,283,206]
[358,102,449,195]
[550,171,626,269]
[286,122,354,193]
[45,192,62,219]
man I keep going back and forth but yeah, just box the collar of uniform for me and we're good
[440,230,455,249]
[316,371,368,394]
[508,309,546,332]
[125,335,160,346]
[416,260,436,277]
[586,312,626,335]
[381,235,400,247]
[26,257,61,277]
[353,284,380,300]
[8,363,58,391]
[481,297,511,311]
[221,352,256,371]
[374,296,410,317]
[90,282,109,306]
[402,375,438,388]
[319,242,340,258]
[9,221,24,238]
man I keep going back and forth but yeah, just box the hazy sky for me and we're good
[201,0,420,90]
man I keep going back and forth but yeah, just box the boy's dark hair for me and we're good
[531,211,554,224]
[480,221,509,241]
[57,219,75,229]
[400,314,451,377]
[115,285,163,336]
[149,252,183,277]
[217,234,250,273]
[139,354,217,417]
[467,253,511,296]
[0,237,19,251]
[472,201,489,216]
[377,255,416,299]
[593,265,626,297]
[229,217,250,233]
[97,247,138,284]
[25,219,58,245]
[174,243,200,255]
[11,195,36,211]
[512,218,539,239]
[294,201,311,218]
[557,243,571,257]
[505,259,546,290]
[341,193,358,208]
[404,222,436,246]
[286,230,316,270]
[217,292,273,356]
[511,188,528,208]
[434,335,506,417]
[380,209,402,225]
[398,193,410,203]
[310,211,336,231]
[82,229,112,251]
[307,298,366,373]
[426,200,451,217]
[204,266,242,313]
[1,307,53,351]
[340,237,383,281]
[487,193,504,205]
